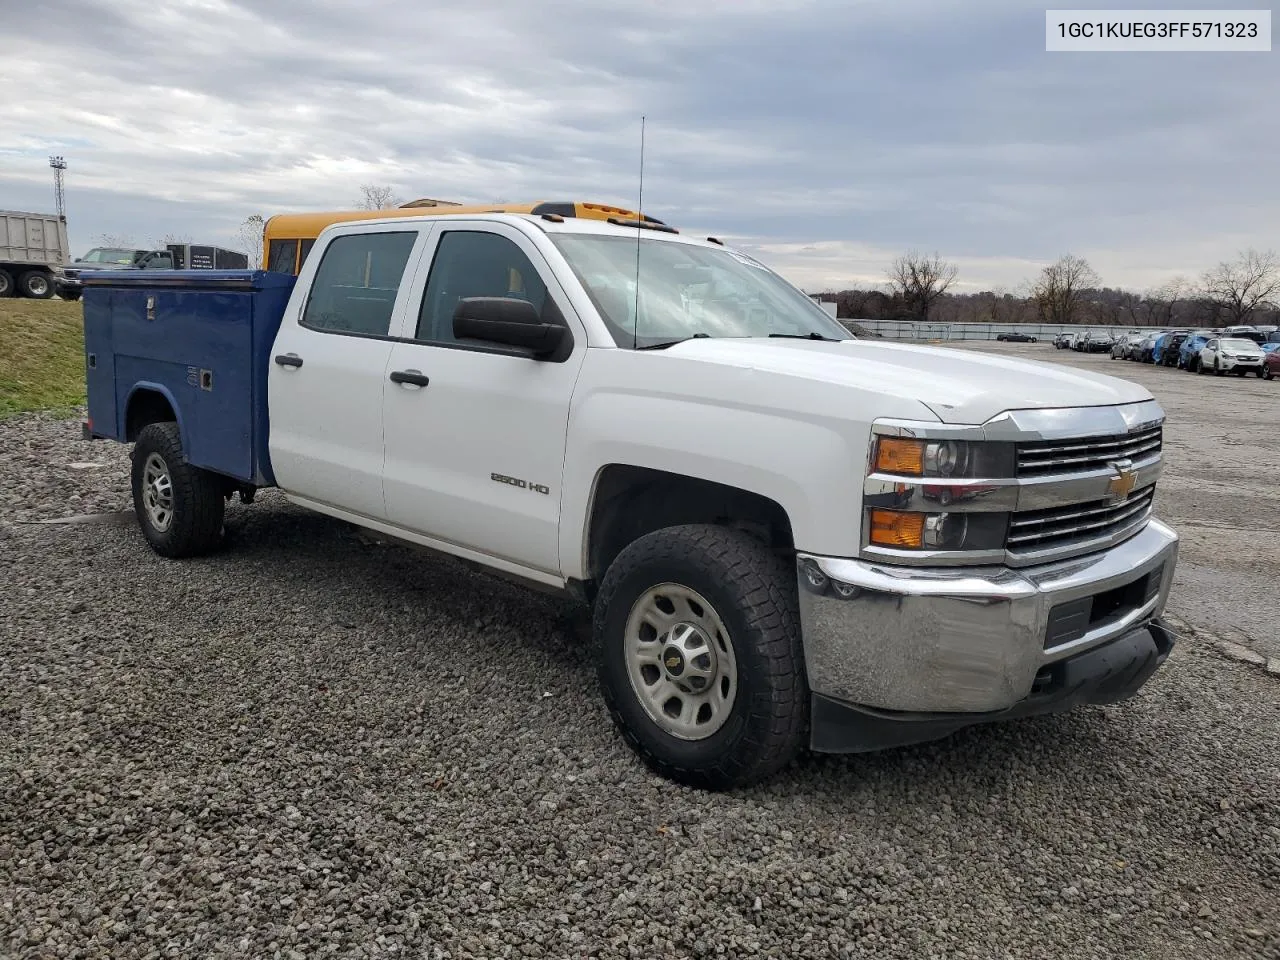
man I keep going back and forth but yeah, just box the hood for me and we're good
[660,337,1153,424]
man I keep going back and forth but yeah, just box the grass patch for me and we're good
[0,299,86,416]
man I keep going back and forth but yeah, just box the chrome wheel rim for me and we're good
[623,583,738,740]
[28,275,49,297]
[141,452,174,532]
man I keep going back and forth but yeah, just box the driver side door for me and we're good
[380,222,587,578]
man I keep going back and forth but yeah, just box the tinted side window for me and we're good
[415,231,548,343]
[298,238,316,271]
[267,238,298,274]
[302,232,418,337]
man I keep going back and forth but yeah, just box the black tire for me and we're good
[593,524,807,790]
[130,421,226,558]
[59,288,81,302]
[0,269,12,298]
[17,270,53,299]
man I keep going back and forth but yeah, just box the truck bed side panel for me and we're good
[82,271,295,486]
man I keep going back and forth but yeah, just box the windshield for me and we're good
[78,247,136,264]
[1221,338,1259,351]
[549,234,852,348]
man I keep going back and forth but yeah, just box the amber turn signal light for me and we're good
[868,509,925,548]
[874,437,925,476]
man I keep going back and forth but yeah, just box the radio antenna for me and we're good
[632,115,645,351]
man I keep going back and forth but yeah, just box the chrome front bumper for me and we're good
[795,519,1179,714]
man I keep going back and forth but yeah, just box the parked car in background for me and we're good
[56,246,175,301]
[1266,330,1280,345]
[996,332,1037,342]
[1111,332,1146,359]
[1053,331,1076,349]
[1198,337,1266,377]
[1263,345,1280,380]
[1072,329,1113,353]
[1087,330,1115,353]
[1153,331,1191,366]
[1221,325,1266,345]
[1134,334,1160,363]
[1179,333,1214,371]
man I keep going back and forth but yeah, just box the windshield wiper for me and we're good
[634,333,711,351]
[767,332,841,341]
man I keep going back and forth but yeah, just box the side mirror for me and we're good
[453,297,567,358]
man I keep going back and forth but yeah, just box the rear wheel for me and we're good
[0,269,12,298]
[130,421,226,558]
[17,270,53,299]
[593,524,808,790]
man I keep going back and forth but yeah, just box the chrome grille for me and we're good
[1007,485,1154,553]
[1016,425,1162,477]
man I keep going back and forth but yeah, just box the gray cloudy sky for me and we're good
[1,0,1275,293]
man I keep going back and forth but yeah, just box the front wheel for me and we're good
[593,524,808,790]
[130,421,226,558]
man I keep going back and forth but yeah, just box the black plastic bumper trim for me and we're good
[810,619,1175,754]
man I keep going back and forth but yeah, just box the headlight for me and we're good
[872,437,1014,479]
[865,426,1015,562]
[868,508,1007,552]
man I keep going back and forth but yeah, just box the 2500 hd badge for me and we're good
[491,472,550,495]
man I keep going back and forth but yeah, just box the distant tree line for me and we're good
[820,249,1280,329]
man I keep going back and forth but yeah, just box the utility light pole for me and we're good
[49,156,67,220]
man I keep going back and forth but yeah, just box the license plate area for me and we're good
[1043,563,1164,650]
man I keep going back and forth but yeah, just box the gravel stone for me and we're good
[2,410,1279,959]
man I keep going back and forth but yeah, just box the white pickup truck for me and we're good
[80,210,1179,789]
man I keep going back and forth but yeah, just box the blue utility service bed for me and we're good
[82,270,296,487]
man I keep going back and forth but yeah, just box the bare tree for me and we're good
[1135,276,1187,328]
[356,184,402,210]
[1200,249,1280,326]
[885,251,958,323]
[97,233,135,248]
[235,215,264,270]
[1030,254,1100,325]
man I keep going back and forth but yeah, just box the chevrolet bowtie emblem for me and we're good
[1106,461,1137,501]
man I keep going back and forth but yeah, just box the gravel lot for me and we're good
[3,395,1279,959]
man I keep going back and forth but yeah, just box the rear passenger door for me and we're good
[268,226,428,521]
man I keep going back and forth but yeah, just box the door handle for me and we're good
[275,354,303,368]
[389,369,430,387]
